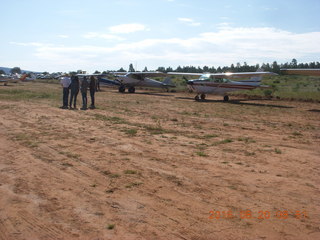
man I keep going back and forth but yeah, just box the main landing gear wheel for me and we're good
[195,95,200,101]
[200,94,206,100]
[128,86,135,93]
[119,86,125,93]
[223,95,229,101]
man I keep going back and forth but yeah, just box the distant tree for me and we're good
[236,62,241,71]
[272,61,280,73]
[94,70,101,74]
[209,66,216,73]
[290,58,298,68]
[142,66,148,72]
[165,66,173,72]
[230,64,235,72]
[117,67,126,72]
[128,63,135,72]
[175,66,182,72]
[203,66,209,72]
[11,67,21,74]
[156,67,165,72]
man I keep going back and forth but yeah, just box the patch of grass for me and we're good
[212,139,233,146]
[228,185,237,190]
[122,128,138,136]
[93,113,127,124]
[60,151,80,159]
[202,134,219,139]
[11,133,39,148]
[102,170,120,178]
[0,105,13,110]
[238,137,256,143]
[292,131,303,137]
[61,162,73,167]
[105,188,117,193]
[110,173,120,178]
[107,224,115,230]
[275,148,282,154]
[125,182,143,188]
[143,125,166,135]
[196,151,208,157]
[124,170,137,174]
[244,151,256,156]
[0,88,59,101]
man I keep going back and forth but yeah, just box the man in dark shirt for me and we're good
[81,77,89,110]
[89,76,96,109]
[69,75,80,109]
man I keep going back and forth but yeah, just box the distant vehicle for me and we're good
[280,69,320,76]
[0,73,36,85]
[109,72,175,93]
[168,71,277,101]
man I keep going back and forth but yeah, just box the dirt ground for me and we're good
[0,82,319,240]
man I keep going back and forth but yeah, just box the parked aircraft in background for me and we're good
[110,72,175,93]
[280,69,320,76]
[0,73,36,85]
[168,71,277,101]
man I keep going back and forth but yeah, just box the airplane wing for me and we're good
[126,72,167,78]
[280,69,320,76]
[167,72,203,77]
[77,73,109,77]
[168,71,276,79]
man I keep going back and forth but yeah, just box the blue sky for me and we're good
[1,0,319,73]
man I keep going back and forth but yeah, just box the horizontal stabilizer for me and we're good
[163,77,175,87]
[100,78,120,86]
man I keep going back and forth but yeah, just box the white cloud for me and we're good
[10,27,320,72]
[178,18,201,27]
[83,32,125,41]
[109,23,149,34]
[57,35,69,39]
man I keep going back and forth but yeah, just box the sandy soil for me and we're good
[0,82,319,240]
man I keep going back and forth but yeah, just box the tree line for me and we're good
[2,59,319,76]
[154,59,320,74]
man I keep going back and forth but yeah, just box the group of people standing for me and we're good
[60,75,99,110]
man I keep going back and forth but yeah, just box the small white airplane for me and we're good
[0,73,36,85]
[280,69,320,76]
[110,72,175,93]
[168,71,277,101]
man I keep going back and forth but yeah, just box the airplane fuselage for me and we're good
[187,79,261,95]
[118,76,169,88]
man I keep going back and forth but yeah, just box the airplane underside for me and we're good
[118,85,136,93]
[194,93,229,101]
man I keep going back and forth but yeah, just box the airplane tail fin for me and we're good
[20,74,28,81]
[249,76,263,82]
[163,77,175,87]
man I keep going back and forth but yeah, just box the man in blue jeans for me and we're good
[69,75,80,109]
[60,76,71,109]
[89,76,96,109]
[81,76,89,110]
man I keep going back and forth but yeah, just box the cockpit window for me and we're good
[199,74,211,81]
[199,74,230,83]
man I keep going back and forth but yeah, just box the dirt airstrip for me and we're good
[0,82,319,240]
